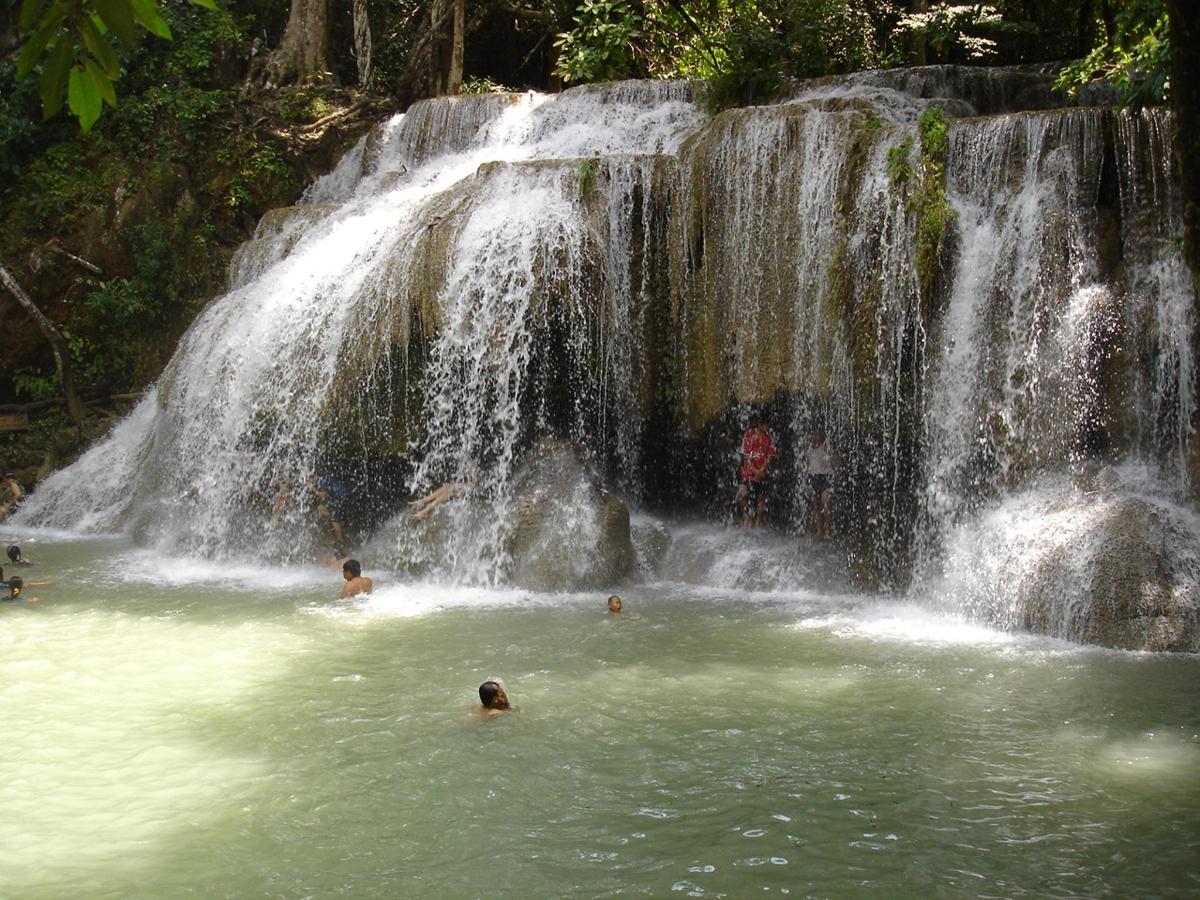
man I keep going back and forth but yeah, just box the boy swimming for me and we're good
[478,680,512,715]
[2,575,28,602]
[339,559,373,598]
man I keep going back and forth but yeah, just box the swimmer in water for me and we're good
[478,680,511,715]
[409,465,479,521]
[0,566,51,590]
[339,558,373,598]
[7,545,32,566]
[1,575,37,603]
[607,594,622,614]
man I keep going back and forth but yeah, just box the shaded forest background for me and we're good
[0,0,1193,477]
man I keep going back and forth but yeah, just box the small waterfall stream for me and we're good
[16,68,1199,646]
[917,109,1113,562]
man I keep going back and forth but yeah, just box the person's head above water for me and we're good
[6,545,21,564]
[607,594,622,613]
[342,559,362,579]
[478,680,510,710]
[6,575,23,599]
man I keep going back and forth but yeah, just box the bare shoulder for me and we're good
[476,705,515,718]
[340,575,372,598]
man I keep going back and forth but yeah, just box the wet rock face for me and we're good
[505,441,634,591]
[1079,501,1199,651]
[631,518,672,577]
[1023,498,1199,652]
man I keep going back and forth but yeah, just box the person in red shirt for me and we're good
[736,419,777,527]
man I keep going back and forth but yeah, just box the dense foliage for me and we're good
[0,0,320,409]
[1055,0,1170,105]
[549,1,1174,108]
[14,0,214,132]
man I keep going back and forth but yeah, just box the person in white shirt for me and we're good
[805,430,837,540]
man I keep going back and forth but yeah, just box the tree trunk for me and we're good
[353,0,373,89]
[431,0,465,95]
[263,0,332,87]
[449,0,465,94]
[909,0,928,66]
[0,261,84,426]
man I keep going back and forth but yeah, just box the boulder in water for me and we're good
[939,481,1199,652]
[505,441,634,591]
[1028,497,1199,652]
[631,517,672,578]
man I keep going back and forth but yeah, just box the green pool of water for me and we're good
[3,536,1198,898]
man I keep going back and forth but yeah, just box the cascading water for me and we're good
[20,81,703,582]
[1113,108,1196,478]
[909,103,1198,646]
[916,109,1114,560]
[14,68,1198,646]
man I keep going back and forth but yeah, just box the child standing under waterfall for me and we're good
[736,419,777,527]
[805,430,838,540]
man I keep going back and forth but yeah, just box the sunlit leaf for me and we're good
[68,62,103,131]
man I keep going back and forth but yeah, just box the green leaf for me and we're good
[68,63,103,131]
[19,0,47,33]
[16,4,68,76]
[93,0,137,45]
[80,15,122,78]
[188,0,218,9]
[129,0,172,39]
[39,37,73,119]
[84,57,117,108]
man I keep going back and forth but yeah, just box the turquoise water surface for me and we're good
[2,534,1198,898]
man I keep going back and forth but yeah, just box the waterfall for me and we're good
[1112,108,1196,481]
[911,105,1198,644]
[14,68,1198,632]
[916,109,1114,567]
[19,81,704,578]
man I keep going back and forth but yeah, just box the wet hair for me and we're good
[7,545,21,563]
[343,559,362,578]
[7,575,23,598]
[607,594,622,611]
[479,680,509,709]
